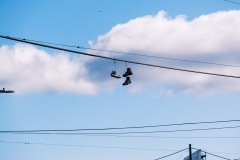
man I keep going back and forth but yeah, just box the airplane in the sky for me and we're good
[0,88,15,93]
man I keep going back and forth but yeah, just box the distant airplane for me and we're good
[0,88,15,93]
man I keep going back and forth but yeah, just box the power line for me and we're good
[1,119,240,133]
[192,148,240,156]
[0,140,178,151]
[208,151,240,155]
[78,135,240,139]
[1,140,239,156]
[155,148,188,160]
[1,35,240,79]
[193,148,233,160]
[222,0,240,5]
[175,151,189,160]
[205,152,236,160]
[25,38,240,68]
[3,125,240,135]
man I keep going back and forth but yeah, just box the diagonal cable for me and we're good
[2,125,240,135]
[193,148,232,160]
[222,0,240,5]
[0,119,240,133]
[155,148,188,160]
[25,38,240,68]
[1,35,240,79]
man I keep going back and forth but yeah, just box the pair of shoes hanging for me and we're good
[111,68,133,79]
[110,59,133,86]
[122,68,133,86]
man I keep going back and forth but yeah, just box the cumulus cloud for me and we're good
[0,44,98,94]
[88,10,240,95]
[93,10,240,56]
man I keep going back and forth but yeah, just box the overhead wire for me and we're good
[207,151,240,155]
[1,140,239,156]
[1,35,240,79]
[174,150,189,160]
[2,125,240,135]
[0,140,178,151]
[76,135,240,139]
[0,119,240,133]
[204,151,240,160]
[222,0,240,5]
[25,38,240,68]
[154,148,188,160]
[193,148,233,160]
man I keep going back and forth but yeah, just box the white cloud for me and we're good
[89,10,240,95]
[0,44,98,94]
[93,10,240,56]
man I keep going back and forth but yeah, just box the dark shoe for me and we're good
[123,68,133,77]
[111,71,122,78]
[122,77,131,85]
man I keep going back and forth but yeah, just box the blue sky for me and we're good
[1,1,240,160]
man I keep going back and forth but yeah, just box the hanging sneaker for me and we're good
[123,68,133,77]
[111,71,122,78]
[122,77,131,85]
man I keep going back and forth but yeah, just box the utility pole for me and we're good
[189,144,192,160]
[0,88,14,93]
